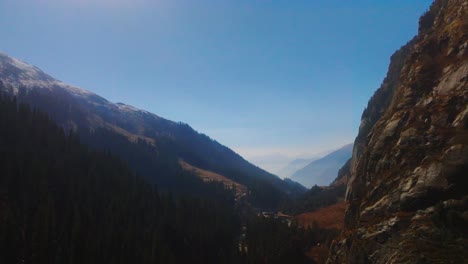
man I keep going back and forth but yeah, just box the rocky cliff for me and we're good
[328,0,468,263]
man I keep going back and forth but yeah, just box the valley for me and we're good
[0,0,466,263]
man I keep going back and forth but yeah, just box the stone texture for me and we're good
[328,1,468,263]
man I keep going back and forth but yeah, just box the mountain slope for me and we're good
[291,144,353,188]
[0,94,241,263]
[329,1,468,263]
[0,52,305,208]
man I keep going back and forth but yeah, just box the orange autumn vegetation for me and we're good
[295,202,347,230]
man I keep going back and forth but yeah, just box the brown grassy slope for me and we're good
[179,160,248,198]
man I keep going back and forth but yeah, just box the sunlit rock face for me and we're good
[328,0,468,263]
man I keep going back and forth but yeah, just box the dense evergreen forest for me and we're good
[282,184,346,215]
[0,94,334,263]
[242,217,339,264]
[4,85,303,210]
[0,94,241,263]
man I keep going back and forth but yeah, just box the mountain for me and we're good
[328,1,468,263]
[290,144,353,188]
[0,52,306,209]
[277,158,314,178]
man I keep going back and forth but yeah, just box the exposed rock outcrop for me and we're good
[328,0,468,263]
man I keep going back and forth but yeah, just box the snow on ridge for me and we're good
[115,102,153,115]
[0,52,94,98]
[0,52,159,120]
[0,53,45,80]
[60,82,94,97]
[10,57,39,76]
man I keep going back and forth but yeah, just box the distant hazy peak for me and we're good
[290,143,353,187]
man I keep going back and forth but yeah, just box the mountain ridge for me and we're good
[0,52,306,208]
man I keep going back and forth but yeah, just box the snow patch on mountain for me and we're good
[0,52,158,120]
[116,102,152,115]
[0,52,93,99]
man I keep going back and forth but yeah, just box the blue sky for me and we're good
[0,0,432,173]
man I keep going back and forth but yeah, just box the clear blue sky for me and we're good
[0,0,432,172]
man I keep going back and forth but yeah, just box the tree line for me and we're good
[0,92,335,263]
[0,94,241,263]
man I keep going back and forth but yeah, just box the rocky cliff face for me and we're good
[328,0,468,263]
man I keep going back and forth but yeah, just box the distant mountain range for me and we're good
[0,52,306,209]
[277,158,315,178]
[290,144,353,188]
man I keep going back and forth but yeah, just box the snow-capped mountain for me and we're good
[0,52,94,98]
[0,52,167,142]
